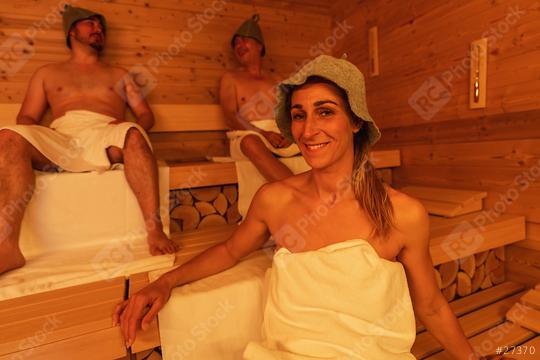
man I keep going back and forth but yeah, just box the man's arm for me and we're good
[17,66,49,125]
[124,72,154,131]
[397,196,478,360]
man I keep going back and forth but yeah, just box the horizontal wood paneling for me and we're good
[332,0,540,128]
[0,0,333,103]
[333,1,540,286]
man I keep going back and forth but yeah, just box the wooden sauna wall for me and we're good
[331,0,540,286]
[0,0,333,160]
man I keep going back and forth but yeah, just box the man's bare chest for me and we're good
[44,70,121,98]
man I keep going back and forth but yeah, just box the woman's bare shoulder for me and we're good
[387,186,429,234]
[254,172,310,207]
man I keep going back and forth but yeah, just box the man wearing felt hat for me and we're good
[0,5,177,274]
[219,14,301,182]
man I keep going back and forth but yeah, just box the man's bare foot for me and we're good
[147,231,178,256]
[0,244,26,275]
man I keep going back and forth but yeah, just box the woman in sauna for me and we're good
[114,55,496,359]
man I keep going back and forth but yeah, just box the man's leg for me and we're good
[107,128,177,256]
[240,135,293,182]
[0,129,55,274]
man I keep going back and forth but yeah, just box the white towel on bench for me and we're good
[0,167,174,301]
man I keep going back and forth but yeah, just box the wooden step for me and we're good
[507,287,540,334]
[424,322,536,359]
[127,273,161,354]
[401,186,487,218]
[171,224,238,266]
[0,278,126,359]
[168,149,401,190]
[507,302,540,333]
[510,335,540,360]
[169,211,525,269]
[412,292,524,358]
[416,281,525,332]
[429,213,526,265]
[520,288,540,310]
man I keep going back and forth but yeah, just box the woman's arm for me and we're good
[112,184,274,347]
[396,196,478,360]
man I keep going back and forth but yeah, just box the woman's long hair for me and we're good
[351,120,394,239]
[289,76,394,239]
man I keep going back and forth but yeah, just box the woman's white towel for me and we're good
[244,239,417,360]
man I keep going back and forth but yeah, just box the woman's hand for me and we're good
[112,276,173,347]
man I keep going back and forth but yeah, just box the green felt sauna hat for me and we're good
[275,54,381,145]
[231,14,266,56]
[62,4,107,48]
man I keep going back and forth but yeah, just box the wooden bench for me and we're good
[0,200,528,360]
[0,103,402,189]
[0,102,530,359]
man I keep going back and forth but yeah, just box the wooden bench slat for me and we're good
[416,281,525,332]
[168,149,400,190]
[419,198,483,218]
[510,335,540,360]
[0,278,124,355]
[169,161,238,189]
[0,327,126,360]
[127,272,161,354]
[412,292,524,359]
[424,322,536,359]
[520,289,540,311]
[429,214,525,266]
[400,186,487,205]
[507,302,540,333]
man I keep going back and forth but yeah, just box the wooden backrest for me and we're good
[0,103,228,132]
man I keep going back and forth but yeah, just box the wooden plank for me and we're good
[127,273,161,354]
[425,322,535,359]
[510,335,540,360]
[412,293,524,359]
[0,278,125,357]
[169,161,238,189]
[368,149,401,168]
[429,214,526,265]
[0,327,126,360]
[168,149,400,189]
[416,282,525,332]
[376,110,540,148]
[507,303,540,333]
[171,224,237,266]
[507,246,540,287]
[520,289,540,311]
[418,198,482,218]
[400,186,487,205]
[149,104,227,132]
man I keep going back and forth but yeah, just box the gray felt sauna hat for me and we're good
[275,55,381,145]
[63,4,107,48]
